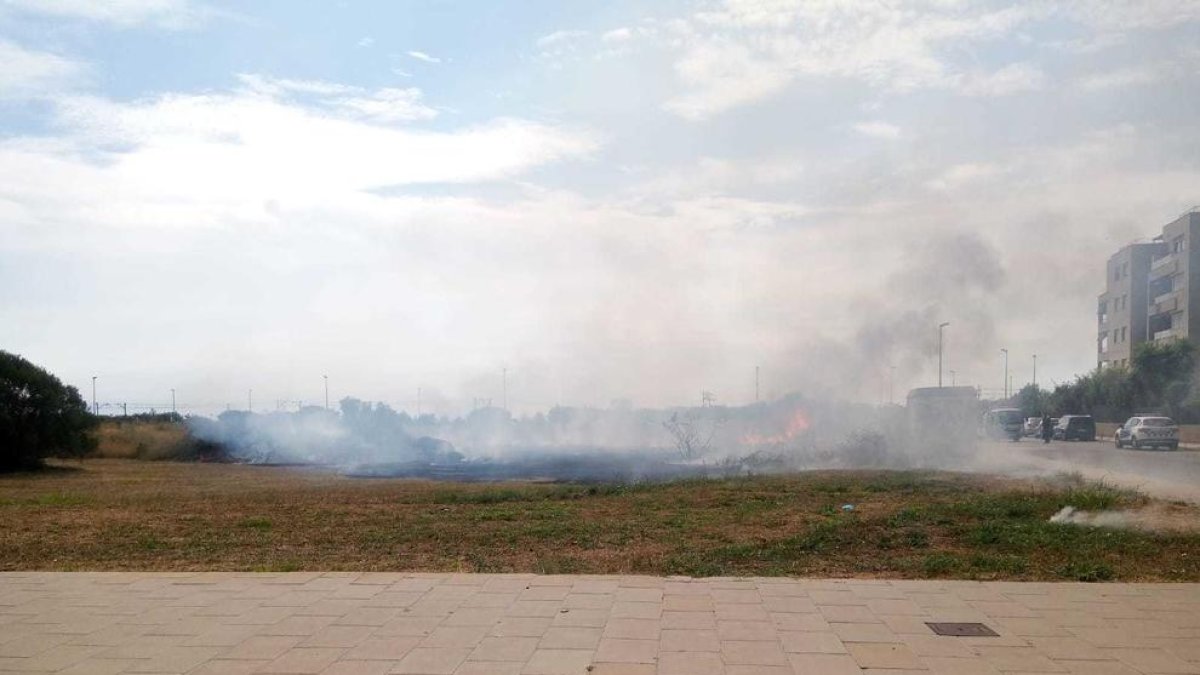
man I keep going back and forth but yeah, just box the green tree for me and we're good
[1131,340,1197,418]
[0,351,96,471]
[1014,384,1048,418]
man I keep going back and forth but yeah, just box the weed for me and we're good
[1058,561,1115,582]
[238,517,272,531]
[922,553,963,576]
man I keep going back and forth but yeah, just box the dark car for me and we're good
[1053,415,1096,441]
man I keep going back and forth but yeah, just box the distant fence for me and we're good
[1096,422,1200,444]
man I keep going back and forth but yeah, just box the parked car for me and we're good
[1053,415,1096,441]
[1114,416,1179,450]
[1023,417,1043,437]
[982,408,1023,441]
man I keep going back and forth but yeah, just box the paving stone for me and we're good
[469,636,539,662]
[657,651,725,675]
[521,648,595,674]
[722,639,788,665]
[845,642,924,670]
[259,646,345,673]
[539,626,603,649]
[779,630,846,654]
[392,646,471,674]
[785,652,865,674]
[594,638,658,663]
[661,628,720,652]
[7,574,1200,675]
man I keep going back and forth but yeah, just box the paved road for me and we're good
[974,437,1200,502]
[2,572,1199,674]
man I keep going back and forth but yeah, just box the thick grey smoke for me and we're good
[186,388,999,481]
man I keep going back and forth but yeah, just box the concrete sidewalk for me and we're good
[2,573,1198,674]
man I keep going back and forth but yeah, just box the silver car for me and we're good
[1114,416,1179,450]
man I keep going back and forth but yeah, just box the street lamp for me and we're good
[1000,348,1009,399]
[323,375,329,410]
[171,388,176,415]
[91,376,97,416]
[938,322,950,387]
[1032,354,1037,387]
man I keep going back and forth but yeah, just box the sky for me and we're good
[2,0,1199,417]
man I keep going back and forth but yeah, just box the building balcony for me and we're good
[1151,292,1179,315]
[1154,328,1181,342]
[1149,254,1178,280]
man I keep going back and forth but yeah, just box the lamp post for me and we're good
[1000,348,1009,399]
[938,322,949,387]
[171,388,176,414]
[323,375,329,410]
[91,376,97,416]
[1032,354,1037,387]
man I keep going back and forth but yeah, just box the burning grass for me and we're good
[1,459,1198,581]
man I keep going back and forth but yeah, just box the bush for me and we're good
[0,351,96,471]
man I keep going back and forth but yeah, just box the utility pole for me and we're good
[1032,354,1037,387]
[755,366,759,403]
[171,389,176,414]
[91,376,97,416]
[323,375,329,410]
[1000,348,1009,399]
[248,389,253,413]
[938,322,949,387]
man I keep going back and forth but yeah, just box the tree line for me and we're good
[1010,340,1199,423]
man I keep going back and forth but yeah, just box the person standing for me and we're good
[1041,413,1053,444]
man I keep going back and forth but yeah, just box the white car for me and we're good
[1114,416,1179,450]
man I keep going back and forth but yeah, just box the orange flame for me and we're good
[742,409,811,446]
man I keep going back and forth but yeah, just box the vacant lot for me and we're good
[2,460,1198,581]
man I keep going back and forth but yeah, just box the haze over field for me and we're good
[2,1,1199,416]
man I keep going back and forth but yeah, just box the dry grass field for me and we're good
[2,459,1198,581]
[92,420,192,460]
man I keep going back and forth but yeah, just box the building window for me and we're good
[1122,326,1127,342]
[1174,236,1185,253]
[1122,262,1129,278]
[1100,333,1109,353]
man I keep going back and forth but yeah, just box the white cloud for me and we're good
[602,27,633,43]
[357,37,374,48]
[331,88,437,123]
[853,121,902,140]
[4,0,211,28]
[406,50,442,64]
[0,40,84,98]
[1080,66,1164,91]
[236,74,358,97]
[536,30,588,48]
[663,39,792,120]
[1064,1,1200,31]
[959,62,1047,97]
[234,74,436,123]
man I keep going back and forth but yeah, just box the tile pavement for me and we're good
[0,573,1198,673]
